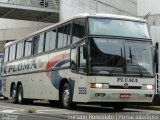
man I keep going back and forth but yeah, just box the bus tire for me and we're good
[11,85,18,103]
[60,83,76,109]
[17,85,24,104]
[4,96,9,100]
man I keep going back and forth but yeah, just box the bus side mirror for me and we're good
[83,45,87,59]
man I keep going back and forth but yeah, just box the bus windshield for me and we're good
[89,18,150,39]
[90,38,153,76]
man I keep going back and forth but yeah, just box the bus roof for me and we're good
[4,41,14,47]
[75,13,145,22]
[4,13,146,47]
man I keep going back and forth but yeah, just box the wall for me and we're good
[60,0,137,21]
[137,0,160,16]
[0,18,52,30]
[150,26,160,44]
[0,18,53,41]
[0,41,6,52]
[137,0,160,26]
[0,18,53,52]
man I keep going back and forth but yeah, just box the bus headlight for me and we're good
[91,83,109,89]
[142,84,154,90]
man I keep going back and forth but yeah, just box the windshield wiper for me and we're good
[129,47,143,76]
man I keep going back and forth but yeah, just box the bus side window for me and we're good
[58,26,64,49]
[16,42,24,59]
[71,47,77,71]
[72,19,85,44]
[9,44,16,61]
[9,46,12,61]
[38,33,45,53]
[65,24,71,46]
[58,24,71,49]
[50,30,56,51]
[45,31,51,52]
[33,35,40,55]
[24,38,32,57]
[33,33,44,55]
[78,45,86,73]
[4,47,9,63]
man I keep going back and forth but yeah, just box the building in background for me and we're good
[60,0,137,20]
[0,0,59,52]
[0,19,53,52]
[137,0,160,26]
[0,0,138,53]
[137,0,160,40]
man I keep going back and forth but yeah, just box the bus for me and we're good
[0,53,4,96]
[2,13,155,110]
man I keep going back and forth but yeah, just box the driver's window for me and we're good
[71,47,77,71]
[79,45,87,73]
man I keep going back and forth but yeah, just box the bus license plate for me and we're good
[120,94,131,99]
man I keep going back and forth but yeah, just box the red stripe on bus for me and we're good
[46,54,70,78]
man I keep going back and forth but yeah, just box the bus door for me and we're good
[70,46,79,101]
[70,42,88,101]
[77,43,88,101]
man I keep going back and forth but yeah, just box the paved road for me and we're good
[0,114,66,120]
[0,98,160,120]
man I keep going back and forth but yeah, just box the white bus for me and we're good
[2,13,155,110]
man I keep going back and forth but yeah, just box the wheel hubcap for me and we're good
[18,91,22,103]
[63,89,70,107]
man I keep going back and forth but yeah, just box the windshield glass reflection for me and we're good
[89,18,150,39]
[125,41,153,76]
[89,38,153,76]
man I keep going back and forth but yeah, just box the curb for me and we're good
[128,106,160,111]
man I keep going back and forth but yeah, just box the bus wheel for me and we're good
[11,85,17,103]
[4,96,9,100]
[17,85,24,104]
[61,83,75,109]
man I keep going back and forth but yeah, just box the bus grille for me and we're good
[109,85,141,89]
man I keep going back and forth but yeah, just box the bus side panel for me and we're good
[2,62,13,98]
[25,53,59,100]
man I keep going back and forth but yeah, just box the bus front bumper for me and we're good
[88,89,154,103]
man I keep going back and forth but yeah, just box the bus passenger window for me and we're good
[58,24,71,49]
[9,44,16,61]
[50,30,56,50]
[71,47,77,71]
[24,38,32,57]
[79,45,86,73]
[33,34,44,55]
[58,27,65,48]
[4,47,9,62]
[64,24,71,46]
[9,46,12,61]
[72,20,85,44]
[45,31,51,52]
[38,33,45,53]
[33,35,40,55]
[16,42,24,59]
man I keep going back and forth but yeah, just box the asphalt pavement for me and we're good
[0,97,160,120]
